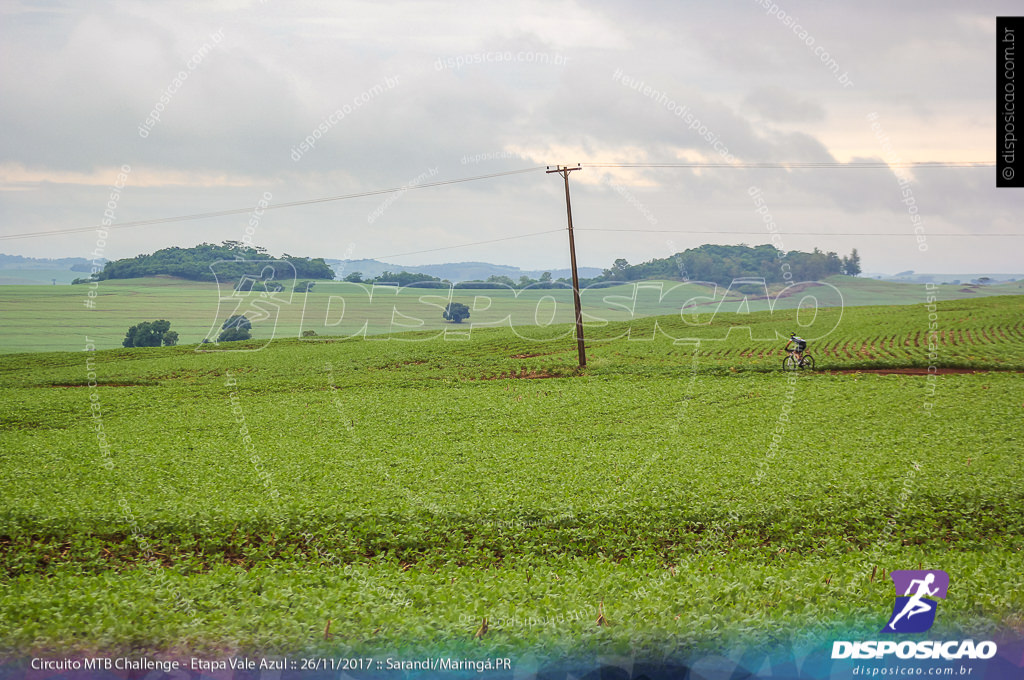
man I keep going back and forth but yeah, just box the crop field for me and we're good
[1,295,1023,662]
[2,275,1021,354]
[0,268,82,286]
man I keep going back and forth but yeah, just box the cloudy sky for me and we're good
[0,0,1020,275]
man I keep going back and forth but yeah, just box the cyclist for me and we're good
[785,332,808,366]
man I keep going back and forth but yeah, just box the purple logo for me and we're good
[882,570,949,634]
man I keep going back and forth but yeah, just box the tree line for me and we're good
[341,270,572,289]
[594,244,861,285]
[72,241,335,284]
[76,242,861,290]
[346,244,861,289]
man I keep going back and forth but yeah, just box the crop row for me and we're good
[3,487,1022,578]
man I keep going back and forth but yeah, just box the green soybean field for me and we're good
[1,294,1022,660]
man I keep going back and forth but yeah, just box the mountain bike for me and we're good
[783,349,815,371]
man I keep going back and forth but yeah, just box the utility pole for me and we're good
[546,164,586,369]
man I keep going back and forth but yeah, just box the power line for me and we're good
[577,228,1024,236]
[0,159,997,243]
[0,167,546,241]
[584,161,994,168]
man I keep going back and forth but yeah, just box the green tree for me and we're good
[826,251,842,273]
[540,271,552,282]
[604,258,631,280]
[443,302,471,323]
[295,281,316,292]
[218,315,251,342]
[486,275,516,287]
[372,271,442,287]
[344,272,364,283]
[218,327,252,342]
[842,248,862,276]
[123,322,153,347]
[122,320,175,347]
[92,241,332,283]
[222,315,252,331]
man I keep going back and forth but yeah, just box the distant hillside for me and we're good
[3,248,1020,288]
[0,253,99,272]
[327,259,603,283]
[864,272,1021,284]
[0,253,102,285]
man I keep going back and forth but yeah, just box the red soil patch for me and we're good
[510,353,543,359]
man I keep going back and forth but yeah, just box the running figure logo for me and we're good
[882,570,949,634]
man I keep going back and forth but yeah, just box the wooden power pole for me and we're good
[546,164,586,369]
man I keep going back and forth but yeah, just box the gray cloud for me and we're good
[742,87,826,123]
[0,0,1018,275]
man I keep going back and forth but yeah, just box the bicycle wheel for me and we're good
[783,355,798,371]
[800,355,815,370]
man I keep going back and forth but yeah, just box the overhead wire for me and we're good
[0,166,546,241]
[0,161,1001,258]
[577,228,1023,237]
[583,161,994,168]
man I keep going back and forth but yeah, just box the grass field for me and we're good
[0,268,83,286]
[1,293,1022,660]
[2,275,1022,354]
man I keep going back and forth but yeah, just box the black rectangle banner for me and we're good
[997,17,1023,186]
